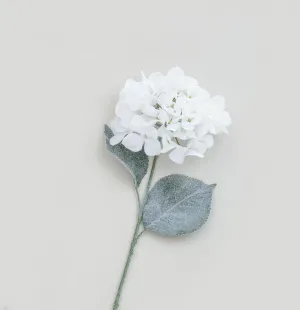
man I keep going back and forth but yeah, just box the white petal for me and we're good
[186,149,204,158]
[167,122,180,132]
[145,126,158,139]
[169,146,187,164]
[221,111,232,127]
[158,110,169,123]
[181,121,195,131]
[129,114,152,134]
[142,104,159,117]
[176,95,187,107]
[207,109,231,134]
[148,72,166,93]
[161,143,177,153]
[196,124,210,139]
[161,136,177,153]
[167,66,185,77]
[183,76,198,90]
[159,92,174,107]
[110,133,126,146]
[188,86,210,101]
[120,80,150,111]
[115,102,134,122]
[188,115,202,127]
[173,130,188,140]
[157,125,172,138]
[120,79,136,95]
[208,124,217,135]
[144,139,161,156]
[122,133,144,152]
[188,140,208,156]
[184,130,197,139]
[148,72,163,80]
[201,134,214,148]
[165,106,181,117]
[110,117,127,133]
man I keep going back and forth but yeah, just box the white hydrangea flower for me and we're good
[109,66,231,163]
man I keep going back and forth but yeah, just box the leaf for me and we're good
[143,174,216,236]
[104,125,149,187]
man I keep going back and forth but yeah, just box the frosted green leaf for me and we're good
[143,174,216,236]
[104,125,148,187]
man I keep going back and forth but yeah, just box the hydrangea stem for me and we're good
[112,156,158,310]
[112,215,143,310]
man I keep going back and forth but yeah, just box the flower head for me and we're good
[109,67,231,163]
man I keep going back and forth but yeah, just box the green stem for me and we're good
[112,214,142,310]
[146,156,158,196]
[142,155,158,212]
[112,156,158,310]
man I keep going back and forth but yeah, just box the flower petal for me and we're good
[221,111,232,127]
[186,149,205,158]
[183,76,198,90]
[167,66,185,77]
[161,136,177,153]
[110,133,126,146]
[159,92,174,107]
[196,124,210,139]
[169,146,187,164]
[188,86,210,101]
[182,121,195,131]
[115,102,134,122]
[201,134,214,148]
[148,72,166,93]
[167,122,180,132]
[145,126,158,139]
[122,133,144,152]
[110,117,127,133]
[144,138,161,156]
[187,140,208,157]
[129,114,153,135]
[142,104,159,117]
[157,125,172,138]
[158,110,169,124]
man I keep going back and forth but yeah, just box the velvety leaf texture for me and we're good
[143,174,216,236]
[104,125,149,187]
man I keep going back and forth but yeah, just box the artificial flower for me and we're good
[109,67,231,163]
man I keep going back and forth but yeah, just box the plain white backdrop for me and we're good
[0,0,300,309]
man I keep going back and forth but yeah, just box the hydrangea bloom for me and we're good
[109,67,231,164]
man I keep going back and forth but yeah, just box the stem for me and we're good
[112,215,141,310]
[136,229,145,240]
[144,155,158,202]
[112,156,158,310]
[135,187,142,213]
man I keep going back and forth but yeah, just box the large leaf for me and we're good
[104,125,148,187]
[143,174,216,236]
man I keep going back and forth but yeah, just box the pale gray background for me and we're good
[0,0,299,309]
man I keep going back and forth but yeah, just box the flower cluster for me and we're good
[109,67,231,164]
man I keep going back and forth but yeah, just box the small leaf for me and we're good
[143,174,216,236]
[104,125,149,187]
